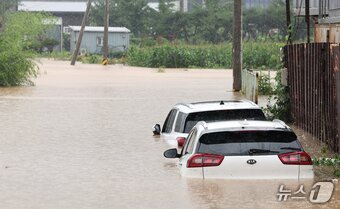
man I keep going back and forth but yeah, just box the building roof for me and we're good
[18,1,87,13]
[69,26,131,33]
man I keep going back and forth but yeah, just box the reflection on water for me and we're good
[185,179,340,209]
[0,60,337,209]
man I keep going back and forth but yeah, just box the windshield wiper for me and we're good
[280,147,302,151]
[248,149,278,155]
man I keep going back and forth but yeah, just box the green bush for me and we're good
[258,73,274,95]
[313,156,340,177]
[109,51,125,59]
[127,42,283,69]
[0,12,52,86]
[78,54,102,64]
[243,42,284,69]
[0,39,37,86]
[50,50,72,60]
[263,71,291,122]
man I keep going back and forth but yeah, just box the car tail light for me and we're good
[278,151,312,165]
[187,153,224,168]
[176,137,186,147]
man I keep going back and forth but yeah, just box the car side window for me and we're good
[174,111,187,133]
[182,128,197,155]
[162,109,178,133]
[186,129,197,154]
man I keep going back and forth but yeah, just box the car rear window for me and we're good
[183,109,266,133]
[198,130,302,156]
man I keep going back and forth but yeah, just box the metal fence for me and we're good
[241,69,259,104]
[284,43,339,153]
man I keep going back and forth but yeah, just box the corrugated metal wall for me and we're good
[70,31,130,54]
[315,24,340,43]
[284,43,340,153]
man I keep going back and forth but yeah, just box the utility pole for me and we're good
[102,0,109,64]
[71,0,92,65]
[286,0,292,44]
[305,0,310,43]
[233,0,242,91]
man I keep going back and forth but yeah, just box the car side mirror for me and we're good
[152,124,161,135]
[163,148,181,158]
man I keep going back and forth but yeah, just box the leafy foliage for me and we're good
[313,156,340,177]
[0,0,18,31]
[90,0,151,36]
[263,71,291,122]
[0,12,54,86]
[244,0,287,41]
[0,39,37,86]
[127,42,282,69]
[90,0,287,44]
[258,73,273,95]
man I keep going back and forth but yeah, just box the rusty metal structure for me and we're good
[284,43,340,153]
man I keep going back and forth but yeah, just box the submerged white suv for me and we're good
[164,120,314,180]
[153,100,266,147]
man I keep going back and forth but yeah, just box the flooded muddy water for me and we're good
[0,59,338,209]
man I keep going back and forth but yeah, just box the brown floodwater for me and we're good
[0,59,338,209]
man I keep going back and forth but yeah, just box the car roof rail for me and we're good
[238,99,258,107]
[190,100,241,104]
[197,121,208,129]
[175,103,193,109]
[273,119,290,129]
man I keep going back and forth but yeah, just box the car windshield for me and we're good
[183,109,266,133]
[198,130,302,156]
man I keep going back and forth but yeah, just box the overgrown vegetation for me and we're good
[313,156,340,177]
[312,144,340,177]
[0,0,18,31]
[263,70,291,122]
[127,42,283,69]
[258,73,274,95]
[0,12,55,86]
[79,54,101,64]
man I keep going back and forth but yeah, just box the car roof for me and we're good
[174,100,260,113]
[196,119,291,133]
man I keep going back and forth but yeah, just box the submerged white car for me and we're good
[153,100,266,147]
[163,120,314,180]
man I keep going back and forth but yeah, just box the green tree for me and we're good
[0,0,18,31]
[90,0,150,36]
[90,0,286,44]
[149,0,174,37]
[187,0,233,43]
[243,0,287,41]
[0,12,55,86]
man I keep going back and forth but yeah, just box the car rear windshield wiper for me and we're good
[248,149,279,155]
[280,147,302,151]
